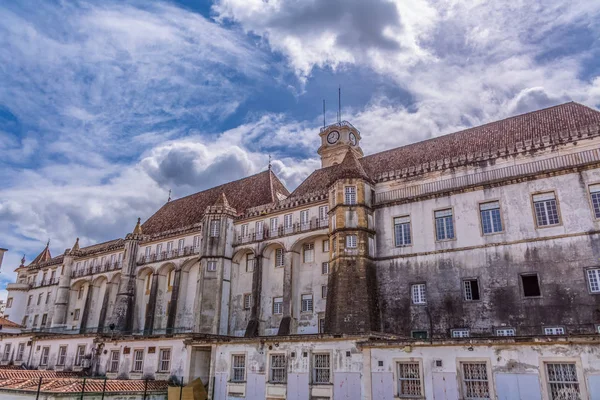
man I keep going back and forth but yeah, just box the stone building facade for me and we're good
[3,102,600,399]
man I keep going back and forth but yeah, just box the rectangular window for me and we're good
[452,329,470,338]
[270,217,278,234]
[75,345,86,366]
[284,214,293,229]
[232,354,246,382]
[41,314,48,327]
[345,186,357,205]
[145,246,151,258]
[322,262,330,275]
[110,254,116,265]
[255,221,264,239]
[346,234,357,248]
[37,293,43,305]
[319,205,329,221]
[133,349,144,373]
[303,243,314,263]
[33,315,39,327]
[394,216,412,246]
[301,294,313,313]
[275,248,284,267]
[521,274,541,297]
[207,261,217,272]
[6,298,12,308]
[322,239,329,252]
[480,201,503,234]
[16,343,25,361]
[73,309,81,321]
[156,244,163,255]
[22,316,28,327]
[544,326,565,335]
[331,215,336,230]
[461,362,490,400]
[166,241,173,253]
[533,192,560,227]
[243,293,252,310]
[435,209,455,240]
[46,292,51,304]
[178,238,185,251]
[312,353,331,384]
[545,362,580,400]
[270,354,287,383]
[27,295,32,306]
[40,347,50,366]
[57,346,67,366]
[397,362,423,398]
[321,285,328,299]
[109,350,120,373]
[496,328,516,336]
[300,210,310,227]
[241,224,249,237]
[78,286,85,299]
[246,253,255,272]
[158,349,171,372]
[411,284,426,305]
[50,270,56,281]
[273,297,283,315]
[193,235,201,249]
[587,268,600,293]
[210,220,220,237]
[590,184,600,218]
[463,279,481,301]
[412,331,428,339]
[2,344,11,361]
[319,318,325,333]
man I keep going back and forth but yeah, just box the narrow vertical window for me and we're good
[232,354,246,382]
[243,293,252,310]
[210,220,220,237]
[178,238,185,252]
[73,309,81,321]
[40,347,50,366]
[532,192,560,227]
[435,209,455,240]
[411,284,426,305]
[16,343,25,361]
[246,253,255,272]
[255,221,264,239]
[460,362,490,399]
[109,350,120,373]
[2,344,11,361]
[545,362,580,400]
[133,349,144,372]
[57,346,67,366]
[394,216,412,246]
[479,201,503,234]
[270,217,278,234]
[300,210,310,228]
[322,239,330,252]
[270,354,287,383]
[144,246,151,258]
[397,362,423,398]
[319,205,329,221]
[241,224,249,238]
[301,294,313,312]
[193,235,201,249]
[284,214,293,231]
[166,241,173,253]
[321,285,328,299]
[312,353,330,384]
[75,345,86,366]
[303,243,315,263]
[158,349,171,372]
[590,184,600,218]
[319,318,325,333]
[273,297,283,315]
[345,186,357,205]
[275,248,284,267]
[322,262,330,275]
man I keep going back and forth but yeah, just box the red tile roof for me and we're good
[0,317,22,329]
[142,170,290,235]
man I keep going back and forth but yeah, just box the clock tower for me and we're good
[317,121,364,168]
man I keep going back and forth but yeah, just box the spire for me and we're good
[133,217,143,235]
[336,149,371,181]
[20,255,25,267]
[71,237,80,253]
[30,241,52,265]
[167,189,172,203]
[214,192,230,208]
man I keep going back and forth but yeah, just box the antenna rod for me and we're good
[338,85,341,123]
[323,100,326,128]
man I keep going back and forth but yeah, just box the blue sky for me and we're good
[0,0,599,298]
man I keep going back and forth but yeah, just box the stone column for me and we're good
[79,284,94,333]
[166,269,182,334]
[97,285,111,332]
[112,235,141,333]
[51,253,74,328]
[245,255,263,337]
[277,251,293,336]
[144,274,159,334]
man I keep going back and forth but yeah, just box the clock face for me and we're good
[349,133,357,146]
[327,130,340,144]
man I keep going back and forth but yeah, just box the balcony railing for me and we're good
[71,262,122,279]
[234,218,328,245]
[6,282,31,291]
[31,278,59,288]
[137,246,201,265]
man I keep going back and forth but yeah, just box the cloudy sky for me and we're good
[1,0,599,298]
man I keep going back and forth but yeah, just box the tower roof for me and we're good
[29,241,52,266]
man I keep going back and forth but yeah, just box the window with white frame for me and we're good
[331,215,336,230]
[207,261,217,272]
[166,241,173,253]
[133,349,144,372]
[210,220,220,237]
[533,192,560,227]
[345,186,357,205]
[57,346,67,366]
[394,216,412,246]
[411,284,426,305]
[435,209,455,240]
[231,354,246,382]
[275,248,284,267]
[463,279,481,301]
[480,201,503,234]
[270,354,287,383]
[75,345,86,366]
[246,253,255,272]
[452,329,470,338]
[319,205,329,221]
[255,221,264,239]
[322,239,329,252]
[321,285,328,299]
[460,362,490,400]
[303,243,314,263]
[109,350,120,373]
[312,353,330,384]
[40,347,50,366]
[590,184,600,218]
[193,235,201,249]
[545,362,581,400]
[322,262,330,275]
[16,343,24,361]
[270,217,278,234]
[110,254,116,265]
[243,294,252,310]
[284,214,293,229]
[496,328,516,336]
[273,297,283,315]
[2,344,11,361]
[145,246,151,258]
[241,224,249,238]
[300,210,310,227]
[587,268,600,293]
[156,244,163,256]
[301,294,313,313]
[158,349,171,372]
[544,326,565,335]
[178,238,185,252]
[397,361,423,398]
[346,234,357,248]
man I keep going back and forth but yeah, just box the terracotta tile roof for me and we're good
[29,242,52,266]
[0,317,22,329]
[77,238,125,257]
[142,170,290,235]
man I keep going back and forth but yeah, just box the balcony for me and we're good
[234,218,328,246]
[6,282,31,291]
[71,261,122,279]
[31,278,59,288]
[137,246,201,266]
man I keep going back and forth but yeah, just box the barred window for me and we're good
[207,261,217,272]
[210,220,220,237]
[345,186,357,205]
[109,350,120,373]
[394,216,412,246]
[411,284,426,305]
[463,279,481,301]
[273,297,283,315]
[158,349,171,372]
[232,354,246,382]
[480,201,503,234]
[40,347,50,366]
[544,326,565,335]
[16,343,25,362]
[322,262,330,275]
[312,353,330,384]
[57,346,67,366]
[346,234,357,249]
[397,362,423,398]
[133,349,144,373]
[546,362,580,400]
[435,209,455,240]
[275,248,285,267]
[496,328,516,336]
[533,192,560,227]
[270,354,287,383]
[301,294,313,313]
[2,344,11,361]
[587,268,600,293]
[452,329,470,338]
[303,243,315,263]
[590,184,600,218]
[461,362,490,399]
[243,293,252,310]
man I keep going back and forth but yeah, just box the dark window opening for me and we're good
[412,331,428,339]
[521,274,541,297]
[463,279,480,301]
